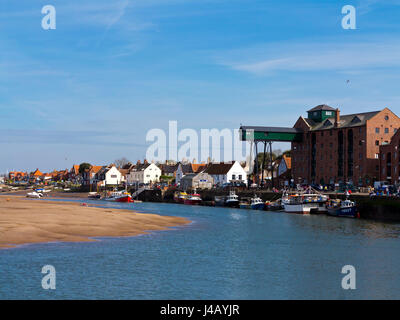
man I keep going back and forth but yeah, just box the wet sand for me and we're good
[0,196,189,248]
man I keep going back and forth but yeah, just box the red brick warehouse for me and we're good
[292,105,400,186]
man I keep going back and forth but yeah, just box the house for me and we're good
[8,171,27,181]
[82,165,104,186]
[204,161,247,185]
[127,161,161,185]
[94,165,123,187]
[160,163,179,178]
[175,162,207,185]
[277,155,292,187]
[180,172,214,191]
[69,165,81,183]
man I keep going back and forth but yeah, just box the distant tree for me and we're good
[79,163,91,175]
[114,157,130,168]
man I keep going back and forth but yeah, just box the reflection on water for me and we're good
[0,200,400,299]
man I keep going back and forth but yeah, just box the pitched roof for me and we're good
[161,164,178,174]
[307,110,381,131]
[191,164,206,173]
[179,163,193,174]
[283,155,291,169]
[307,104,336,112]
[32,169,43,176]
[91,166,104,174]
[71,165,80,175]
[204,162,235,175]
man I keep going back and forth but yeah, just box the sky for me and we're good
[2,0,400,172]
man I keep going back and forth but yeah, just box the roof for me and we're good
[282,155,291,169]
[91,166,104,174]
[307,104,336,112]
[240,126,302,133]
[161,164,178,174]
[204,162,235,175]
[308,110,380,131]
[179,163,193,174]
[32,169,43,176]
[71,165,80,175]
[132,163,152,171]
[191,164,206,173]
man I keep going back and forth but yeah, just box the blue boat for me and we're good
[327,199,359,218]
[250,195,265,210]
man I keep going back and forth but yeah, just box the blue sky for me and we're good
[2,0,400,172]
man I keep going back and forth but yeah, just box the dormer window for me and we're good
[351,116,361,124]
[323,119,333,127]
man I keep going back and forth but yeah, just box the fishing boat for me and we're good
[103,191,134,203]
[282,189,329,214]
[88,192,101,199]
[250,195,265,210]
[214,195,226,207]
[225,191,239,208]
[265,199,283,211]
[239,199,251,209]
[174,191,188,203]
[26,191,43,198]
[184,193,202,205]
[327,199,359,218]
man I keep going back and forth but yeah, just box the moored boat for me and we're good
[239,201,251,209]
[184,193,202,205]
[225,191,239,208]
[250,195,265,210]
[88,192,101,199]
[174,191,188,204]
[327,199,359,218]
[103,191,134,203]
[26,191,43,198]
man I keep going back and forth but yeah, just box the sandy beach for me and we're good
[0,196,189,248]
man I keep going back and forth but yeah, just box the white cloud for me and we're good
[220,39,400,75]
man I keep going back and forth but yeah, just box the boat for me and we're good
[327,199,359,218]
[282,189,329,214]
[88,192,101,199]
[250,195,265,210]
[174,191,188,203]
[239,200,251,209]
[184,193,202,205]
[265,199,283,211]
[225,191,239,208]
[103,191,134,203]
[214,195,226,207]
[26,191,43,198]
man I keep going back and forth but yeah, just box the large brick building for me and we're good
[379,129,400,185]
[291,105,400,186]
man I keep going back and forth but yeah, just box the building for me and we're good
[175,163,207,185]
[203,161,247,185]
[291,105,400,186]
[126,162,161,185]
[94,165,123,187]
[180,172,214,191]
[379,129,400,185]
[82,165,103,186]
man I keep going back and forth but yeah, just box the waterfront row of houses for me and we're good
[6,157,293,190]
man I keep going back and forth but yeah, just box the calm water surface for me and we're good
[1,200,400,299]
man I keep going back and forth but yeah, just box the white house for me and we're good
[95,165,123,186]
[127,163,161,185]
[204,161,247,185]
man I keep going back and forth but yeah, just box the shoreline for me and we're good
[0,196,190,249]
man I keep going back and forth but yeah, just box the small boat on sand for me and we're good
[88,192,101,199]
[26,191,43,198]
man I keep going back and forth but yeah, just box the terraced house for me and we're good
[292,105,400,186]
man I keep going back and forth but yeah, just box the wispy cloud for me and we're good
[220,39,400,75]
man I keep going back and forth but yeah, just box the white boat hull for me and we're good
[283,203,319,214]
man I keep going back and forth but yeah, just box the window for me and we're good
[376,165,379,171]
[383,154,385,160]
[395,128,398,133]
[385,128,389,134]
[359,140,362,146]
[376,128,380,133]
[375,140,379,146]
[375,153,379,159]
[232,174,236,180]
[326,111,333,116]
[385,115,389,120]
[239,175,242,180]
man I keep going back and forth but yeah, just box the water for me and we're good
[1,200,400,299]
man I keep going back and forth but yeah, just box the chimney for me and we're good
[144,159,148,164]
[335,108,340,127]
[136,160,141,165]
